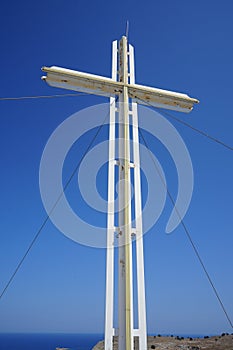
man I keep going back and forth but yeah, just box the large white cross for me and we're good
[42,36,198,350]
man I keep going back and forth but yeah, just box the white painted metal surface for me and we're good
[104,37,148,350]
[41,36,199,350]
[118,36,132,350]
[129,44,148,350]
[104,40,118,350]
[42,66,199,113]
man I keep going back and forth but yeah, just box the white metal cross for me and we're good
[42,36,198,350]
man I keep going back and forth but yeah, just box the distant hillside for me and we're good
[92,333,233,350]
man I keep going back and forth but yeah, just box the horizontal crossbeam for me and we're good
[41,66,199,113]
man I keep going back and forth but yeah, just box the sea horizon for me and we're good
[0,331,225,350]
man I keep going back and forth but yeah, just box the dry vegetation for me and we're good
[92,333,233,350]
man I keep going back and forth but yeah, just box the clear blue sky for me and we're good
[0,0,233,336]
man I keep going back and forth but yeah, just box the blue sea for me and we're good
[0,333,104,350]
[0,333,214,349]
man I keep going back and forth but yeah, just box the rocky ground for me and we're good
[92,333,233,350]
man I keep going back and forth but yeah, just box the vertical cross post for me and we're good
[104,40,117,350]
[118,35,132,350]
[105,36,148,350]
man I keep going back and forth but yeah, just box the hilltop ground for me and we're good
[92,333,233,350]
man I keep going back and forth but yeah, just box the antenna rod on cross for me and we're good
[125,20,129,40]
